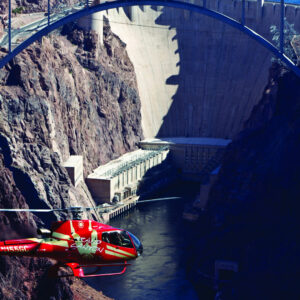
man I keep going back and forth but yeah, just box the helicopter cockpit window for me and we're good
[102,231,133,248]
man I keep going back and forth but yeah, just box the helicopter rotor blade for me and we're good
[0,197,182,213]
[56,207,110,212]
[0,208,54,212]
[137,197,181,204]
[0,207,109,213]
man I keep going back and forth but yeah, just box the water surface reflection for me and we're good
[86,181,201,299]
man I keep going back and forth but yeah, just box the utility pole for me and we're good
[241,0,245,26]
[280,0,285,53]
[48,0,50,26]
[8,0,11,53]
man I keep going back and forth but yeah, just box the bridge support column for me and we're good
[77,0,104,45]
[241,0,245,25]
[47,0,50,26]
[8,0,11,53]
[257,0,264,18]
[280,0,285,53]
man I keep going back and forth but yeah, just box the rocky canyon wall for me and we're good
[0,18,142,299]
[1,1,299,140]
[203,63,300,299]
[0,0,78,14]
[0,150,112,300]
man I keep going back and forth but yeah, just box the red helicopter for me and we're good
[0,197,179,278]
[0,206,143,278]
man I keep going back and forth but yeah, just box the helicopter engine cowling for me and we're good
[37,228,52,237]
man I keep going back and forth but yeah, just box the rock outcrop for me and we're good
[205,64,300,299]
[0,153,112,300]
[0,17,142,300]
[0,19,142,214]
[0,0,78,14]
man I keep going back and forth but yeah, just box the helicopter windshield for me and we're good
[102,231,133,248]
[127,231,143,256]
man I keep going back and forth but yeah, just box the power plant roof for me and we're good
[88,148,168,179]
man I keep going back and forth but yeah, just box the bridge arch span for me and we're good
[0,0,299,77]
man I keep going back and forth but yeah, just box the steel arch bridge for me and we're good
[0,0,299,77]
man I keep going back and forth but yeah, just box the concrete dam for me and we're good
[72,0,300,207]
[82,0,300,139]
[2,0,296,211]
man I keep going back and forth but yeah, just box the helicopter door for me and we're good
[101,231,137,261]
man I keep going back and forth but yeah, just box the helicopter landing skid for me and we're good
[66,262,131,277]
[57,262,131,278]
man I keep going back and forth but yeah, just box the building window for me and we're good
[124,189,130,199]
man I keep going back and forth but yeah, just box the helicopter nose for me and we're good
[136,242,143,256]
[128,231,143,257]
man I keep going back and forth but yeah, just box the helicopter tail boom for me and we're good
[0,238,40,256]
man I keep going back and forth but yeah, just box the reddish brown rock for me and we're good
[0,153,112,300]
[0,20,142,211]
[291,35,300,65]
[0,0,79,14]
[0,19,140,300]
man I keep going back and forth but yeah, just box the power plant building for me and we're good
[86,148,169,204]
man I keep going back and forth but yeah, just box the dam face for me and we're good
[96,0,300,139]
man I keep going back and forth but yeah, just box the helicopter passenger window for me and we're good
[102,231,133,248]
[119,231,133,248]
[102,232,110,243]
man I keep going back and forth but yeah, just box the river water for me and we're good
[85,180,210,300]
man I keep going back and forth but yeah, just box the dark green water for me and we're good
[85,181,208,300]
